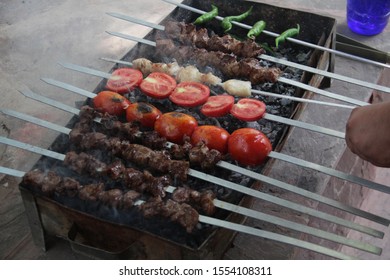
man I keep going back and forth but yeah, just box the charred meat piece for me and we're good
[169,137,193,159]
[64,151,107,177]
[164,21,265,58]
[122,190,141,208]
[121,144,189,181]
[106,160,127,181]
[172,187,216,215]
[188,142,223,170]
[98,188,123,208]
[78,183,105,201]
[140,196,165,217]
[155,38,280,84]
[141,131,167,150]
[163,200,199,233]
[22,169,46,190]
[140,197,199,233]
[57,177,81,197]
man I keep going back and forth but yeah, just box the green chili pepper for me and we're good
[221,6,253,33]
[194,5,218,25]
[275,24,300,48]
[247,20,266,39]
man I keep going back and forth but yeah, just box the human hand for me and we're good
[345,101,390,167]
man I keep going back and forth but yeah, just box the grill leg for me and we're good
[19,188,47,252]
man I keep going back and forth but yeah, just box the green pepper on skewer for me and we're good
[194,5,219,25]
[221,6,253,33]
[275,24,300,48]
[247,20,266,39]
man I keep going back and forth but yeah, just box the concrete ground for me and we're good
[0,0,389,259]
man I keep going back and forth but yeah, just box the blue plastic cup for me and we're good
[347,0,390,35]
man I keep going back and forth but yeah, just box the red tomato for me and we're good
[230,98,266,122]
[191,125,230,154]
[93,91,131,116]
[169,82,210,107]
[228,128,272,166]
[200,95,235,117]
[126,102,162,128]
[154,112,198,144]
[140,72,177,99]
[106,68,143,94]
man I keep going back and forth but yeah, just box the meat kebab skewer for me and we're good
[0,166,364,260]
[15,88,390,197]
[0,134,386,240]
[160,0,390,70]
[105,14,377,105]
[49,64,346,139]
[2,105,390,228]
[113,14,390,94]
[106,31,367,107]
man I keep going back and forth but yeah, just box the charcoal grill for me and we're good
[1,0,389,260]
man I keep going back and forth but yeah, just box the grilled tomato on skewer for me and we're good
[140,72,177,99]
[200,95,235,117]
[106,68,143,94]
[93,91,131,116]
[125,102,162,128]
[228,128,272,166]
[230,98,266,122]
[169,81,210,107]
[191,125,230,154]
[154,112,198,144]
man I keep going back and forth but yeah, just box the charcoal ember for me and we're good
[78,183,105,201]
[64,151,107,177]
[98,188,123,208]
[122,190,141,209]
[56,177,81,197]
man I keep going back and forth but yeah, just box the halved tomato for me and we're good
[140,72,177,99]
[154,112,198,144]
[93,91,131,116]
[200,95,235,117]
[169,81,210,107]
[228,128,272,166]
[106,68,143,94]
[191,125,230,154]
[126,102,162,128]
[230,98,266,122]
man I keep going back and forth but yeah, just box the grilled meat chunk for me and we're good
[122,190,141,208]
[78,183,105,201]
[64,151,107,177]
[98,188,123,208]
[140,197,199,233]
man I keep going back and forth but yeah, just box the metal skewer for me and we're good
[159,0,390,69]
[19,87,390,195]
[3,107,388,227]
[99,56,355,109]
[55,62,346,139]
[105,30,368,107]
[0,165,361,260]
[107,12,389,95]
[0,136,384,254]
